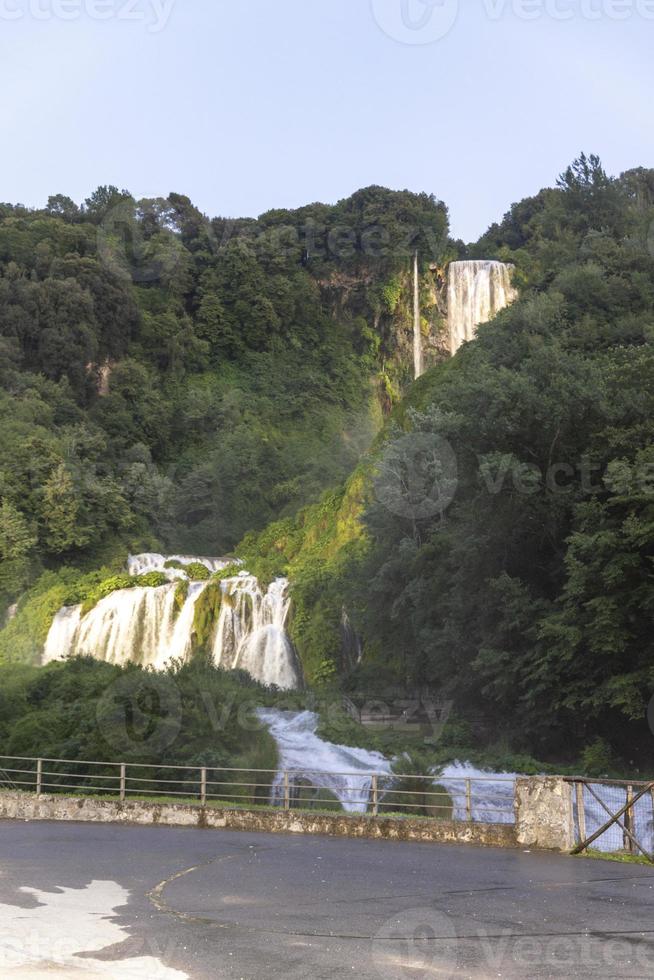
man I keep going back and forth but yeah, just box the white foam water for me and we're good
[448,259,517,355]
[258,709,391,813]
[213,575,301,691]
[43,556,302,690]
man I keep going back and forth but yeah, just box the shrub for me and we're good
[184,562,211,582]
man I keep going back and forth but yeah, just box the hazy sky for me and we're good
[1,0,652,241]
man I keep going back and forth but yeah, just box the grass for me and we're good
[573,848,654,866]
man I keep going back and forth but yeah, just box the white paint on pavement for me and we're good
[0,879,188,978]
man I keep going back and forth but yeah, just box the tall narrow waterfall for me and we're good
[43,555,302,690]
[413,250,424,379]
[447,260,517,355]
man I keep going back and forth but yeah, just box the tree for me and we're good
[0,500,36,598]
[46,195,80,223]
[40,464,89,555]
[83,185,133,225]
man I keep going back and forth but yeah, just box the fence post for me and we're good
[372,775,379,817]
[120,764,126,802]
[200,768,207,806]
[576,782,587,844]
[36,759,42,797]
[283,771,290,811]
[625,785,635,854]
[466,779,473,822]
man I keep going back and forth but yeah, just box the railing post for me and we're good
[372,774,379,817]
[120,764,126,802]
[625,785,635,853]
[36,759,43,797]
[576,782,587,844]
[466,779,473,822]
[201,768,207,806]
[283,771,290,811]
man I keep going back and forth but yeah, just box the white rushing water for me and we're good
[413,250,424,379]
[447,259,517,355]
[127,553,233,578]
[43,580,208,671]
[574,783,654,854]
[258,709,391,813]
[437,762,517,825]
[213,574,302,690]
[259,709,521,820]
[43,556,301,690]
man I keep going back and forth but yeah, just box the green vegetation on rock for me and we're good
[3,159,654,776]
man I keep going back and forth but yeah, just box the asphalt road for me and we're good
[0,821,653,979]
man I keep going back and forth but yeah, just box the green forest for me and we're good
[2,156,654,777]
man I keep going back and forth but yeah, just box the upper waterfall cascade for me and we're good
[43,555,302,690]
[447,260,517,355]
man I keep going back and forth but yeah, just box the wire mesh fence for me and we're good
[0,754,517,824]
[569,778,654,860]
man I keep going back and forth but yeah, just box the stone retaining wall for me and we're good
[0,792,517,848]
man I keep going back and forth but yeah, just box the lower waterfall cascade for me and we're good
[447,259,517,355]
[257,708,392,813]
[43,554,302,691]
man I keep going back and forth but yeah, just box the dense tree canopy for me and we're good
[243,159,654,770]
[3,160,654,772]
[0,184,448,615]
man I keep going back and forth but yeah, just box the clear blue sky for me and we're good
[1,0,652,242]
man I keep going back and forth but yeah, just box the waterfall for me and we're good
[447,260,517,355]
[43,580,208,671]
[212,574,301,691]
[413,250,424,379]
[127,553,232,579]
[43,556,302,690]
[258,709,391,813]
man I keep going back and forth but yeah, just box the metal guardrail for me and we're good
[0,754,516,823]
[566,777,654,861]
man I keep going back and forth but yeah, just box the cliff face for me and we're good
[317,262,449,410]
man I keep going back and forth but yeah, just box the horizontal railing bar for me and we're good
[0,756,282,774]
[41,782,118,793]
[564,777,654,789]
[126,776,202,788]
[0,756,122,768]
[0,755,518,783]
[40,772,120,782]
